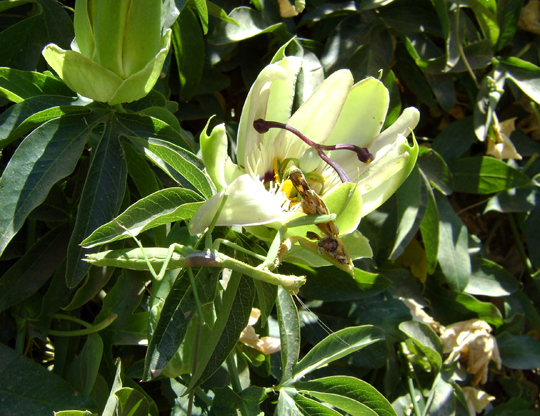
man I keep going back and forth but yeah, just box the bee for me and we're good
[288,169,353,272]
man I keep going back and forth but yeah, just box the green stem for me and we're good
[214,239,266,262]
[226,350,251,416]
[113,103,127,113]
[188,268,205,326]
[507,213,534,276]
[52,313,93,328]
[407,375,423,416]
[49,314,117,337]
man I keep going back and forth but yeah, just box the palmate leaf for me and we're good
[143,267,219,380]
[187,268,256,390]
[65,116,128,288]
[0,222,70,313]
[435,192,470,292]
[0,0,73,71]
[287,326,385,385]
[0,95,88,148]
[0,343,96,414]
[0,112,103,256]
[0,67,75,102]
[449,156,530,194]
[81,188,204,248]
[277,286,301,384]
[294,375,396,416]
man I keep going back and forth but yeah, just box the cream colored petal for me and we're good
[237,57,302,168]
[325,77,389,147]
[280,70,354,161]
[188,174,285,235]
[42,44,122,103]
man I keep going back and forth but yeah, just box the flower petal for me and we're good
[237,57,302,168]
[108,29,172,105]
[283,181,362,239]
[188,174,285,235]
[42,44,123,103]
[325,77,389,147]
[279,69,354,160]
[200,120,242,191]
[357,135,418,217]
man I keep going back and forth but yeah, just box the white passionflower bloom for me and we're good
[189,55,419,250]
[441,319,502,385]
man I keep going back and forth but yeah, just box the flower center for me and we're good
[262,156,326,208]
[253,118,373,183]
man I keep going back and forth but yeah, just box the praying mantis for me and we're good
[84,168,355,295]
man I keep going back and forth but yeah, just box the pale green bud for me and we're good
[42,0,171,105]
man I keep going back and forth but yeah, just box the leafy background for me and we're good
[1,0,540,415]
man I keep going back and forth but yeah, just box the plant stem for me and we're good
[49,314,117,336]
[226,350,251,416]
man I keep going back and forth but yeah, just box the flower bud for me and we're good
[42,0,171,105]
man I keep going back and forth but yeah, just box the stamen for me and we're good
[253,119,374,183]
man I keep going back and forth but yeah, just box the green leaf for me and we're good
[465,257,521,297]
[294,376,396,416]
[207,1,240,25]
[427,376,455,416]
[122,142,161,199]
[400,321,442,374]
[190,0,208,34]
[172,8,204,101]
[0,0,73,68]
[0,96,87,148]
[468,0,500,46]
[499,57,540,104]
[82,188,203,247]
[450,156,530,194]
[290,326,384,384]
[0,68,74,102]
[436,192,470,292]
[277,286,300,384]
[283,263,391,302]
[144,267,219,380]
[188,270,255,390]
[390,166,424,260]
[116,112,192,151]
[484,187,538,213]
[495,0,524,50]
[419,171,440,274]
[95,270,149,346]
[418,148,453,195]
[129,136,214,199]
[115,388,150,416]
[208,7,285,45]
[525,204,540,269]
[454,292,504,326]
[66,118,128,288]
[497,332,540,370]
[431,117,476,161]
[0,222,69,313]
[66,334,103,396]
[0,343,97,414]
[276,389,302,415]
[294,393,344,415]
[0,113,98,256]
